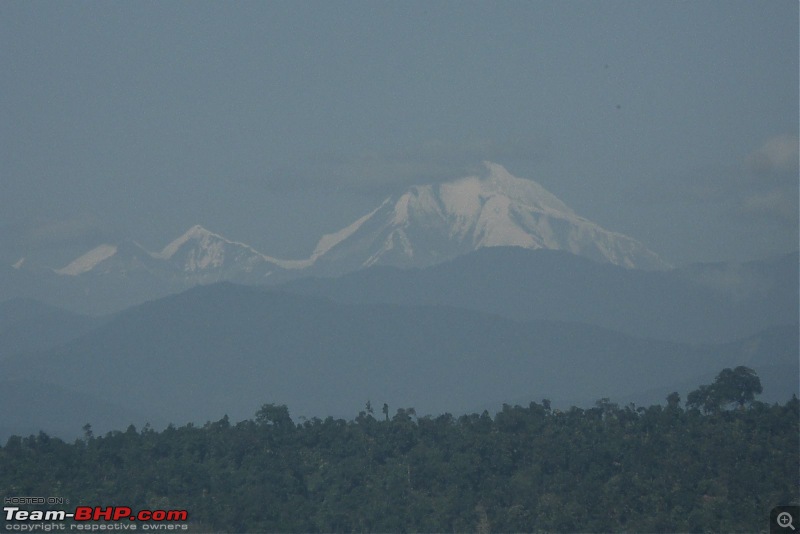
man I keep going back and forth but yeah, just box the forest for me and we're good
[2,367,798,533]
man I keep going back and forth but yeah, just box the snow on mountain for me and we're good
[55,226,287,281]
[54,162,668,283]
[156,225,279,277]
[312,162,670,272]
[55,244,119,275]
[312,200,391,260]
[53,241,165,276]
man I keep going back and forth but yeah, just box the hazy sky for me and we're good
[2,1,797,266]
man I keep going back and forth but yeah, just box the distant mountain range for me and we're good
[1,283,796,442]
[281,247,798,344]
[1,163,796,442]
[0,298,104,357]
[5,163,673,313]
[54,225,286,281]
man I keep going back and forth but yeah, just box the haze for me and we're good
[1,1,797,267]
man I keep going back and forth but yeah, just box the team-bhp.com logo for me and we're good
[4,504,188,531]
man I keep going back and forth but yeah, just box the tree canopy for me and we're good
[1,369,796,532]
[687,366,764,413]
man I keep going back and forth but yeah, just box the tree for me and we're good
[713,366,762,409]
[255,403,294,430]
[686,384,719,414]
[666,392,681,410]
[686,367,763,413]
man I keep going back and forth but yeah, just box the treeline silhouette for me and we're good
[1,368,798,532]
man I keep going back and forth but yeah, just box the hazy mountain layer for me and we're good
[282,248,798,344]
[4,162,675,313]
[1,283,795,441]
[0,298,103,357]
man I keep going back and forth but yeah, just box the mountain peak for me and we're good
[159,225,218,259]
[51,164,669,286]
[311,162,670,272]
[156,225,280,276]
[475,161,573,215]
[187,224,213,236]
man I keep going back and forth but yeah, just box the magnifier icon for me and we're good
[778,512,796,530]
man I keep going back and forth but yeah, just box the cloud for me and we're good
[257,138,550,194]
[628,134,798,232]
[23,214,120,250]
[746,134,799,180]
[0,214,123,266]
[733,135,799,223]
[738,187,798,223]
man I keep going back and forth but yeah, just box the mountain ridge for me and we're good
[1,282,795,441]
[280,247,798,344]
[311,162,670,273]
[46,162,668,282]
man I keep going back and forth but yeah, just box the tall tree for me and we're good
[713,366,762,409]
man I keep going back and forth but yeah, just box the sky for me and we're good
[1,1,797,267]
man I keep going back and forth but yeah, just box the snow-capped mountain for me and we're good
[311,162,669,272]
[54,226,287,283]
[51,162,667,287]
[154,225,285,280]
[55,240,164,276]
